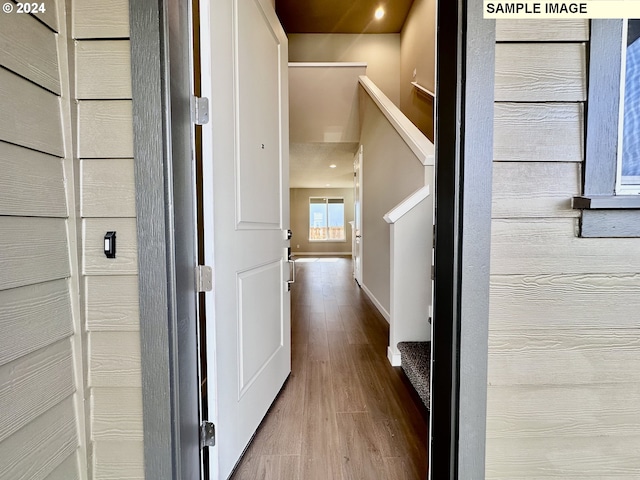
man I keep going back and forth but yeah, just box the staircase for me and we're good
[398,341,431,409]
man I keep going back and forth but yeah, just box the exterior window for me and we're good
[573,20,640,237]
[309,197,345,241]
[619,19,640,193]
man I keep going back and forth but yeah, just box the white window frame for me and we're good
[308,196,346,242]
[616,20,640,195]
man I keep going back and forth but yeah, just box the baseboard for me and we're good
[360,283,390,322]
[387,346,401,366]
[293,252,352,256]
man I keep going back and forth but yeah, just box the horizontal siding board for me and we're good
[0,339,75,443]
[93,440,144,480]
[494,103,583,162]
[89,332,141,387]
[0,68,63,156]
[486,436,640,478]
[495,43,586,102]
[73,0,129,39]
[492,162,580,218]
[487,329,640,386]
[85,275,140,331]
[0,217,70,290]
[0,10,60,93]
[82,218,138,275]
[0,142,66,217]
[77,100,134,158]
[0,397,78,480]
[0,280,73,366]
[75,40,132,99]
[490,218,640,275]
[30,0,60,33]
[81,158,136,217]
[495,19,589,42]
[486,384,640,439]
[91,387,143,440]
[489,273,640,330]
[44,454,80,480]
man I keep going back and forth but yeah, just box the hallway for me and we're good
[231,257,429,479]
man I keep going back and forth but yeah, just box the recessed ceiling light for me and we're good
[375,7,385,20]
[329,164,337,168]
[326,184,331,187]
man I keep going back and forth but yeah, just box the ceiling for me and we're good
[290,143,359,189]
[278,0,415,188]
[276,0,415,34]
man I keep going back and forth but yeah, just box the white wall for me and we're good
[288,34,401,105]
[358,85,426,318]
[289,64,366,143]
[400,0,436,141]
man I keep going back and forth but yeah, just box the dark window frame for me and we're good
[574,20,640,237]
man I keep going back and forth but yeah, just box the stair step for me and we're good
[397,341,431,409]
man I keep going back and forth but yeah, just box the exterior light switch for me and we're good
[104,231,116,258]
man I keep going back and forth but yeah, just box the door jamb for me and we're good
[431,2,495,479]
[129,1,201,479]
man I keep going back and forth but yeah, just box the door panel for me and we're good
[238,261,284,395]
[200,0,290,477]
[236,0,282,226]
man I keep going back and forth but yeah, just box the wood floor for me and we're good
[230,256,429,480]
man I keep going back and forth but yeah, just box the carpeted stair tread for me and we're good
[398,341,431,409]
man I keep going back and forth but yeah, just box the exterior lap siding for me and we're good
[486,20,640,478]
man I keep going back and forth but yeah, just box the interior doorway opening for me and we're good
[196,0,433,478]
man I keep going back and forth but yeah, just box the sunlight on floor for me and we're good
[293,257,340,263]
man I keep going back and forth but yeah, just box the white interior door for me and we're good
[353,145,363,285]
[200,0,291,477]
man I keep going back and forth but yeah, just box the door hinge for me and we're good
[200,421,215,448]
[196,265,213,292]
[192,96,209,125]
[431,265,435,281]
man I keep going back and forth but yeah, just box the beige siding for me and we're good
[80,158,136,217]
[0,281,73,365]
[85,276,140,331]
[495,19,588,42]
[78,100,134,158]
[492,162,581,218]
[0,11,60,94]
[76,41,132,99]
[73,9,143,479]
[73,0,130,39]
[0,143,67,217]
[494,103,583,162]
[93,441,145,480]
[487,21,640,478]
[33,0,60,32]
[0,68,64,156]
[0,398,79,480]
[495,43,586,102]
[0,1,85,478]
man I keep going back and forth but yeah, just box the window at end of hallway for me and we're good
[309,197,346,241]
[573,19,640,237]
